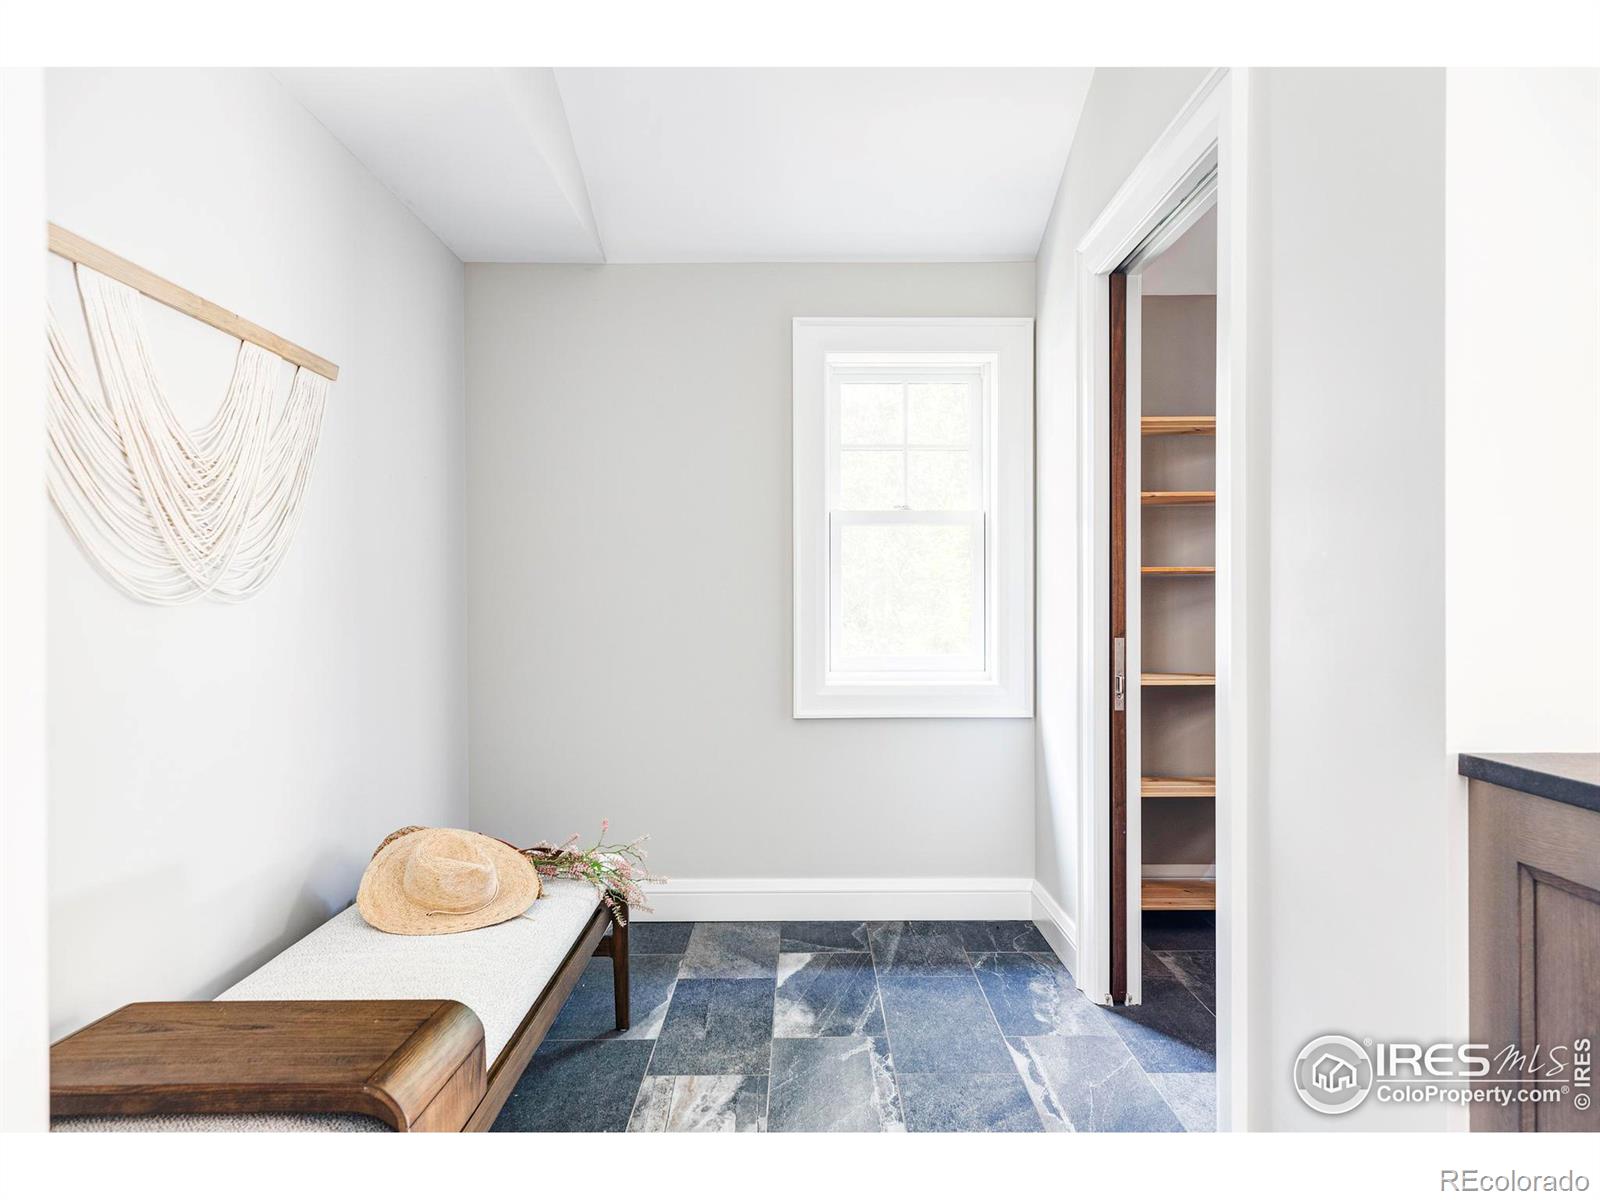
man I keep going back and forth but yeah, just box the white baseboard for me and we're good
[1141,864,1217,880]
[637,876,1034,923]
[1028,880,1078,976]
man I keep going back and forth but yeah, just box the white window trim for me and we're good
[793,317,1034,718]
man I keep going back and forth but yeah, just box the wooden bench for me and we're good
[50,879,629,1132]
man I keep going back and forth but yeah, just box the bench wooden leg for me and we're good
[611,901,630,1031]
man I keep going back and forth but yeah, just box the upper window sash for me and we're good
[825,363,989,517]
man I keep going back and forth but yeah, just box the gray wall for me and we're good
[46,70,467,1037]
[465,263,1036,880]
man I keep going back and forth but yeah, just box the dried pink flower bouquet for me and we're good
[520,820,662,924]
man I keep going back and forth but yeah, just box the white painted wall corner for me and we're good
[1029,879,1079,977]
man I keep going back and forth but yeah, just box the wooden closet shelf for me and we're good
[1140,565,1216,576]
[1141,415,1215,436]
[1142,491,1216,506]
[1140,672,1216,687]
[1141,776,1216,799]
[1142,878,1217,911]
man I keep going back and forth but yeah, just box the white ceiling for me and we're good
[275,69,603,262]
[555,69,1091,263]
[276,68,1092,264]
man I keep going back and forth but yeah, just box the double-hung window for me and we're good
[793,319,1033,717]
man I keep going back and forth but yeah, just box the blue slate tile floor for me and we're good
[492,914,1216,1132]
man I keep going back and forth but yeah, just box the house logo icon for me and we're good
[1312,1052,1359,1094]
[1294,1035,1375,1115]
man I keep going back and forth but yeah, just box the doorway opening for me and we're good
[1111,200,1219,1028]
[1070,68,1247,1128]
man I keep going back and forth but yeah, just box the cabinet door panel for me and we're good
[1470,783,1600,1132]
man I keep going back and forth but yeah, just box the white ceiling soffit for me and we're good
[274,68,604,263]
[277,68,1093,264]
[556,68,1093,263]
[1141,206,1218,296]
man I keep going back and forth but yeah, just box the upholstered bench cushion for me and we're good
[216,877,601,1064]
[53,877,602,1132]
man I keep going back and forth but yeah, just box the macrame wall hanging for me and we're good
[45,226,338,605]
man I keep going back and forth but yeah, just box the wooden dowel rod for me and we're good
[47,224,339,382]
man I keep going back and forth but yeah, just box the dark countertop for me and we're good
[1459,752,1600,814]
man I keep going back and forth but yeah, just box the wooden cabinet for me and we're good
[1465,754,1600,1133]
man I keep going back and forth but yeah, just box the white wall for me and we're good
[465,263,1035,888]
[1033,67,1212,924]
[0,67,50,1131]
[45,70,467,1037]
[1247,68,1453,1131]
[1445,69,1600,753]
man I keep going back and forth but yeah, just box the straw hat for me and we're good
[357,827,541,935]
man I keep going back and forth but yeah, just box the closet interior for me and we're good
[1137,207,1218,918]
